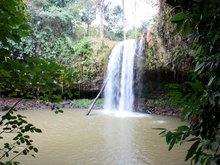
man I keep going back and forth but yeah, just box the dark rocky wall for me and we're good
[135,69,189,100]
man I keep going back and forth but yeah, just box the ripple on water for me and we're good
[100,110,150,118]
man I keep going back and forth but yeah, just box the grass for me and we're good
[70,99,103,108]
[147,97,178,107]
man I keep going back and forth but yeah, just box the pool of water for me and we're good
[2,110,189,165]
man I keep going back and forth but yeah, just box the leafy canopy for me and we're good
[158,0,220,165]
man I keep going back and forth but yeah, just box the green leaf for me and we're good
[194,62,205,73]
[13,136,19,140]
[35,128,42,133]
[58,110,64,113]
[19,24,31,30]
[183,20,190,37]
[185,140,200,161]
[24,135,30,139]
[153,128,167,130]
[3,127,12,131]
[208,76,215,86]
[33,147,38,153]
[186,138,200,142]
[25,139,31,145]
[174,21,183,35]
[170,12,188,22]
[20,137,25,143]
[17,114,27,118]
[168,138,176,151]
[166,131,172,144]
[29,146,34,150]
[23,149,28,155]
[176,125,189,132]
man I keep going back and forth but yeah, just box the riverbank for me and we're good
[0,97,180,117]
[136,102,180,117]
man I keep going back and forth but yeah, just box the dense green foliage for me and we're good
[0,0,30,58]
[72,37,96,83]
[0,0,44,164]
[1,0,76,100]
[0,0,115,162]
[0,0,149,163]
[147,97,177,107]
[14,0,116,91]
[158,0,220,164]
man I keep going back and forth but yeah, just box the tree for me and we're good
[134,0,137,38]
[48,0,77,7]
[80,0,96,36]
[0,0,31,59]
[138,20,150,33]
[0,0,72,163]
[104,5,123,40]
[158,0,220,164]
[122,0,126,40]
[0,0,42,163]
[94,0,107,39]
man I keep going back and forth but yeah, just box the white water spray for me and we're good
[104,38,145,113]
[118,40,136,112]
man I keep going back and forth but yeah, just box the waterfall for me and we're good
[104,38,145,112]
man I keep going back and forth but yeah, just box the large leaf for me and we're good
[170,12,188,22]
[194,62,205,74]
[174,21,183,35]
[185,140,200,161]
[183,19,190,38]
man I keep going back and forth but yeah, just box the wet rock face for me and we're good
[135,102,180,117]
[73,75,103,99]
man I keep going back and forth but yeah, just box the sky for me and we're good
[92,0,159,31]
[110,0,159,30]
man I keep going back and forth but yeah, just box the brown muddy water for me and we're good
[3,110,189,165]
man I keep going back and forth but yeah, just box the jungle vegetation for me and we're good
[0,0,150,163]
[0,0,220,164]
[157,0,220,164]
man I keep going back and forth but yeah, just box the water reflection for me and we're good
[2,110,189,165]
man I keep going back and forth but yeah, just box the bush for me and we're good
[71,99,103,108]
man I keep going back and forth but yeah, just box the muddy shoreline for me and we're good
[0,97,180,117]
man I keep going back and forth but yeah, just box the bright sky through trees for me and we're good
[93,0,158,31]
[109,0,158,30]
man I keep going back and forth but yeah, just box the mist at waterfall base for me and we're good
[103,38,145,117]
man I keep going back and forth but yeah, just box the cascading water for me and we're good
[118,40,136,112]
[104,38,145,113]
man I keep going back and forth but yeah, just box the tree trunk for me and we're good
[86,24,90,36]
[134,0,137,38]
[122,0,126,40]
[86,79,108,116]
[100,0,104,39]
